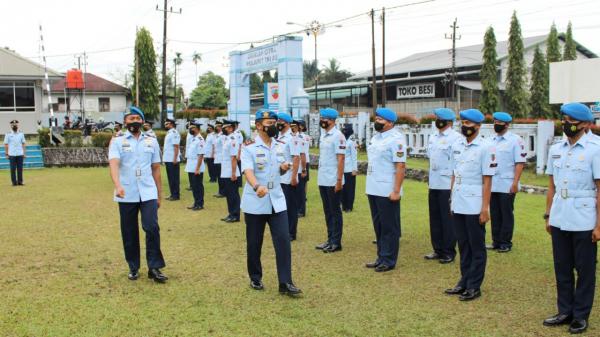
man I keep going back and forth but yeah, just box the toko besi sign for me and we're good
[241,44,279,73]
[396,83,435,99]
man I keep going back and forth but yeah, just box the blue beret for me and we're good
[459,109,485,123]
[433,108,456,121]
[296,119,306,127]
[125,106,145,121]
[493,112,512,123]
[561,103,593,122]
[277,112,293,123]
[320,108,338,119]
[255,109,278,121]
[375,107,398,123]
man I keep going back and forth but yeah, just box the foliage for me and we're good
[546,23,563,117]
[250,73,262,95]
[175,109,227,120]
[189,71,229,109]
[38,128,51,147]
[131,27,160,119]
[303,60,319,88]
[479,26,500,114]
[563,22,577,61]
[91,132,113,148]
[154,130,167,147]
[63,130,83,147]
[396,113,418,125]
[529,47,550,118]
[319,58,353,85]
[504,11,529,118]
[419,114,436,125]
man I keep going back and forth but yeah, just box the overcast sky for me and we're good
[2,0,598,94]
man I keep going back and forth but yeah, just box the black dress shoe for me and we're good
[323,244,342,253]
[459,289,481,301]
[225,217,240,223]
[290,237,296,241]
[365,261,380,268]
[569,319,588,334]
[191,206,204,211]
[250,280,264,290]
[279,283,302,297]
[221,215,231,221]
[543,314,573,326]
[439,256,455,264]
[147,268,168,283]
[444,286,466,295]
[424,252,440,260]
[375,264,394,272]
[497,246,512,253]
[187,205,196,209]
[166,196,180,201]
[486,244,498,250]
[186,187,192,191]
[315,242,330,250]
[297,213,305,218]
[213,194,225,198]
[128,270,139,280]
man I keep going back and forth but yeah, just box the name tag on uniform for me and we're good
[560,189,568,199]
[135,168,142,177]
[267,182,274,189]
[552,154,561,159]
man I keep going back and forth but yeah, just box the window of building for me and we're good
[98,97,110,112]
[0,81,35,112]
[529,135,535,152]
[420,134,424,147]
[52,97,67,112]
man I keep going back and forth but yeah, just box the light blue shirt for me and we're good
[276,129,300,184]
[318,126,346,186]
[491,131,526,193]
[450,135,496,215]
[427,127,461,190]
[344,138,358,173]
[234,129,244,158]
[143,129,156,138]
[162,128,181,163]
[299,132,311,173]
[366,128,406,197]
[214,132,224,164]
[185,132,194,157]
[220,133,240,178]
[204,133,216,158]
[240,136,287,214]
[546,136,600,231]
[3,131,25,156]
[108,131,161,203]
[185,134,206,173]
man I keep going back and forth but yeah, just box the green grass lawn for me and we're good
[0,167,590,336]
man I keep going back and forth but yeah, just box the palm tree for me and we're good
[303,60,319,88]
[192,51,202,82]
[320,58,353,85]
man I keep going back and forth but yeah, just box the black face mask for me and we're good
[277,123,285,131]
[11,126,18,131]
[319,120,329,129]
[222,129,229,136]
[342,130,353,139]
[461,125,477,137]
[189,129,196,136]
[374,122,385,132]
[263,124,278,138]
[127,122,142,134]
[435,120,448,130]
[494,124,507,133]
[563,121,582,138]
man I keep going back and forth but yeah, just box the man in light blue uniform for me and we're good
[220,120,241,222]
[163,118,181,201]
[365,108,406,272]
[291,120,307,219]
[444,108,495,301]
[185,122,205,211]
[341,124,358,212]
[297,120,311,217]
[240,109,302,296]
[489,112,526,253]
[276,112,301,240]
[543,103,600,334]
[185,121,195,191]
[213,121,225,197]
[316,108,346,253]
[108,106,167,283]
[3,120,26,186]
[204,124,217,183]
[425,108,461,263]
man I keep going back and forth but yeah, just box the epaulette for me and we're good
[244,139,255,146]
[230,135,235,140]
[276,139,285,144]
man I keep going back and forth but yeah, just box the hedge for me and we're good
[38,128,51,147]
[91,132,113,148]
[64,130,83,147]
[175,109,227,120]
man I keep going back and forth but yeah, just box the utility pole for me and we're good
[156,1,182,124]
[135,26,139,106]
[445,18,460,102]
[381,7,386,107]
[370,9,377,114]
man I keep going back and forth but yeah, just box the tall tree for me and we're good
[249,73,262,94]
[192,51,202,81]
[546,23,562,117]
[132,27,159,119]
[189,71,228,109]
[303,60,319,88]
[563,22,577,61]
[505,12,529,118]
[479,26,500,114]
[320,58,353,85]
[173,52,183,112]
[262,70,274,84]
[529,46,550,118]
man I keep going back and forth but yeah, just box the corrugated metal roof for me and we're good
[50,73,129,93]
[0,48,62,78]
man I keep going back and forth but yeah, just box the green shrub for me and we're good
[396,113,418,125]
[91,132,113,148]
[63,130,83,147]
[180,131,187,149]
[419,114,436,125]
[154,130,167,147]
[38,128,51,147]
[175,109,227,120]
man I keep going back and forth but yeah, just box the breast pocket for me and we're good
[572,163,592,184]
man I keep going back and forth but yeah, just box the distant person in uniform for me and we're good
[543,103,600,334]
[185,122,205,211]
[340,124,358,212]
[220,120,241,222]
[213,121,226,198]
[163,118,181,201]
[108,106,167,283]
[3,120,26,186]
[424,108,461,264]
[297,120,311,217]
[444,108,495,301]
[365,108,406,272]
[142,121,156,138]
[114,122,124,137]
[276,112,301,241]
[488,112,526,253]
[290,120,307,220]
[240,109,302,296]
[185,121,194,191]
[315,108,346,253]
[204,124,217,183]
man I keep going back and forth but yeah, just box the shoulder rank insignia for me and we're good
[244,139,255,146]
